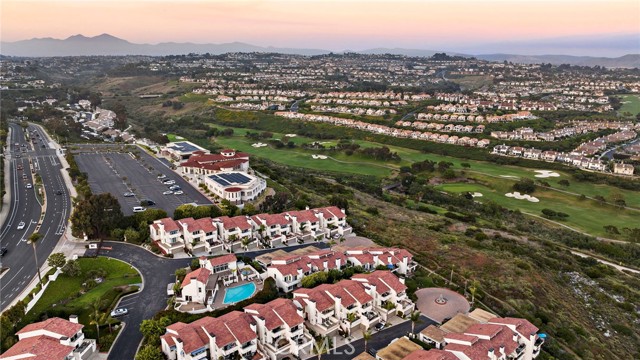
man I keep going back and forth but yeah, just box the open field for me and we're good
[23,258,141,324]
[618,94,640,116]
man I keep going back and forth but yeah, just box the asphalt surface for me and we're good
[0,123,72,311]
[86,242,329,359]
[74,148,212,217]
[322,315,434,360]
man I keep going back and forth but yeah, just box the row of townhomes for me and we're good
[0,316,96,360]
[491,144,635,175]
[150,206,352,255]
[163,269,415,360]
[416,309,544,360]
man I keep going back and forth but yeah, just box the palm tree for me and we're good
[410,311,421,336]
[313,336,332,360]
[363,330,372,353]
[469,280,479,305]
[89,300,103,344]
[28,232,43,284]
[241,237,251,251]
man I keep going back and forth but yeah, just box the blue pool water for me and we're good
[223,283,256,304]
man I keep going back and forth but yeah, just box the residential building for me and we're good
[345,248,417,275]
[265,249,346,292]
[352,270,414,319]
[613,162,634,175]
[1,316,96,360]
[375,336,422,360]
[161,311,263,360]
[244,299,314,359]
[177,255,239,307]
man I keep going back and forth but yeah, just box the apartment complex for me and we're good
[150,206,351,255]
[0,316,96,360]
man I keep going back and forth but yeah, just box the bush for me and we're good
[365,206,379,215]
[513,178,536,194]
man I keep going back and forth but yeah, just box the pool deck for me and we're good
[211,278,264,310]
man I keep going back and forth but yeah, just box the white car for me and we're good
[173,190,184,195]
[123,192,135,197]
[17,221,26,230]
[110,308,128,317]
[162,190,173,195]
[25,183,32,189]
[132,206,147,213]
[157,174,167,179]
[163,180,175,185]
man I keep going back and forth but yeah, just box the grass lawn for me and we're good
[23,257,141,327]
[435,179,639,239]
[178,93,212,103]
[166,133,187,142]
[618,94,640,116]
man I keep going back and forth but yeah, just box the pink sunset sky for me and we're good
[2,0,639,53]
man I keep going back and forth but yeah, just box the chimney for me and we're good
[305,206,309,210]
[399,277,405,284]
[512,333,518,342]
[487,348,494,360]
[69,315,79,324]
[499,345,505,356]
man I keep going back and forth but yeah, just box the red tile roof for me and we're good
[402,349,458,360]
[17,317,83,338]
[488,317,538,337]
[294,287,335,312]
[208,254,237,268]
[251,213,291,227]
[245,298,303,330]
[218,216,253,230]
[0,335,74,360]
[156,217,180,232]
[181,267,211,288]
[352,270,407,294]
[315,206,345,219]
[287,210,318,223]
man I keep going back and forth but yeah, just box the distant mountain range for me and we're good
[1,34,639,68]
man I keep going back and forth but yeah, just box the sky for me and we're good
[1,0,639,55]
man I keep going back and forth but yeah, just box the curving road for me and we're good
[0,123,72,311]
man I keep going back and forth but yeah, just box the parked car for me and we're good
[374,321,386,331]
[123,192,135,197]
[163,179,175,185]
[17,221,26,230]
[25,183,32,189]
[110,308,128,317]
[169,185,181,191]
[0,247,7,257]
[140,199,155,206]
[132,206,147,213]
[162,190,173,195]
[157,174,167,179]
[173,190,184,195]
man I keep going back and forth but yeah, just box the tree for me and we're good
[190,259,200,271]
[89,300,107,344]
[469,280,479,305]
[135,344,164,360]
[175,268,187,282]
[313,336,332,360]
[558,179,570,187]
[47,252,66,269]
[110,102,128,131]
[28,232,43,284]
[241,237,252,251]
[410,310,421,335]
[62,260,81,277]
[363,330,372,353]
[512,178,536,194]
[70,193,123,239]
[140,317,171,346]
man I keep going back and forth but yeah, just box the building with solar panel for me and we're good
[204,171,267,204]
[161,141,210,161]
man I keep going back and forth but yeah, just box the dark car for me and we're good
[140,199,155,206]
[55,190,64,195]
[0,247,7,257]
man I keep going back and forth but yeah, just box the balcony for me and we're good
[535,337,545,347]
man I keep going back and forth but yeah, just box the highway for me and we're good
[0,122,72,312]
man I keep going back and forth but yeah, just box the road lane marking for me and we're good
[0,266,24,291]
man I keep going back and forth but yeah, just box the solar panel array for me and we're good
[171,142,201,153]
[208,172,252,187]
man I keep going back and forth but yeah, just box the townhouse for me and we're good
[265,249,347,292]
[150,207,351,255]
[244,299,314,360]
[1,316,96,360]
[161,311,262,360]
[352,270,415,320]
[293,279,378,337]
[345,247,417,275]
[418,311,544,360]
[177,254,239,306]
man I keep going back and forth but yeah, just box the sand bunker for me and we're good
[505,192,539,202]
[534,170,560,178]
[252,143,268,148]
[175,136,185,140]
[500,175,519,179]
[285,134,297,137]
[471,192,483,197]
[311,155,328,159]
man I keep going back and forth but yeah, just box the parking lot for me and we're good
[74,150,212,216]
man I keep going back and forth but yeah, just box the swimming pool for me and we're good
[223,283,257,304]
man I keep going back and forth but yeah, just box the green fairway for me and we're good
[618,94,640,116]
[435,180,639,239]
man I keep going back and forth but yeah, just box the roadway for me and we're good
[0,123,72,311]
